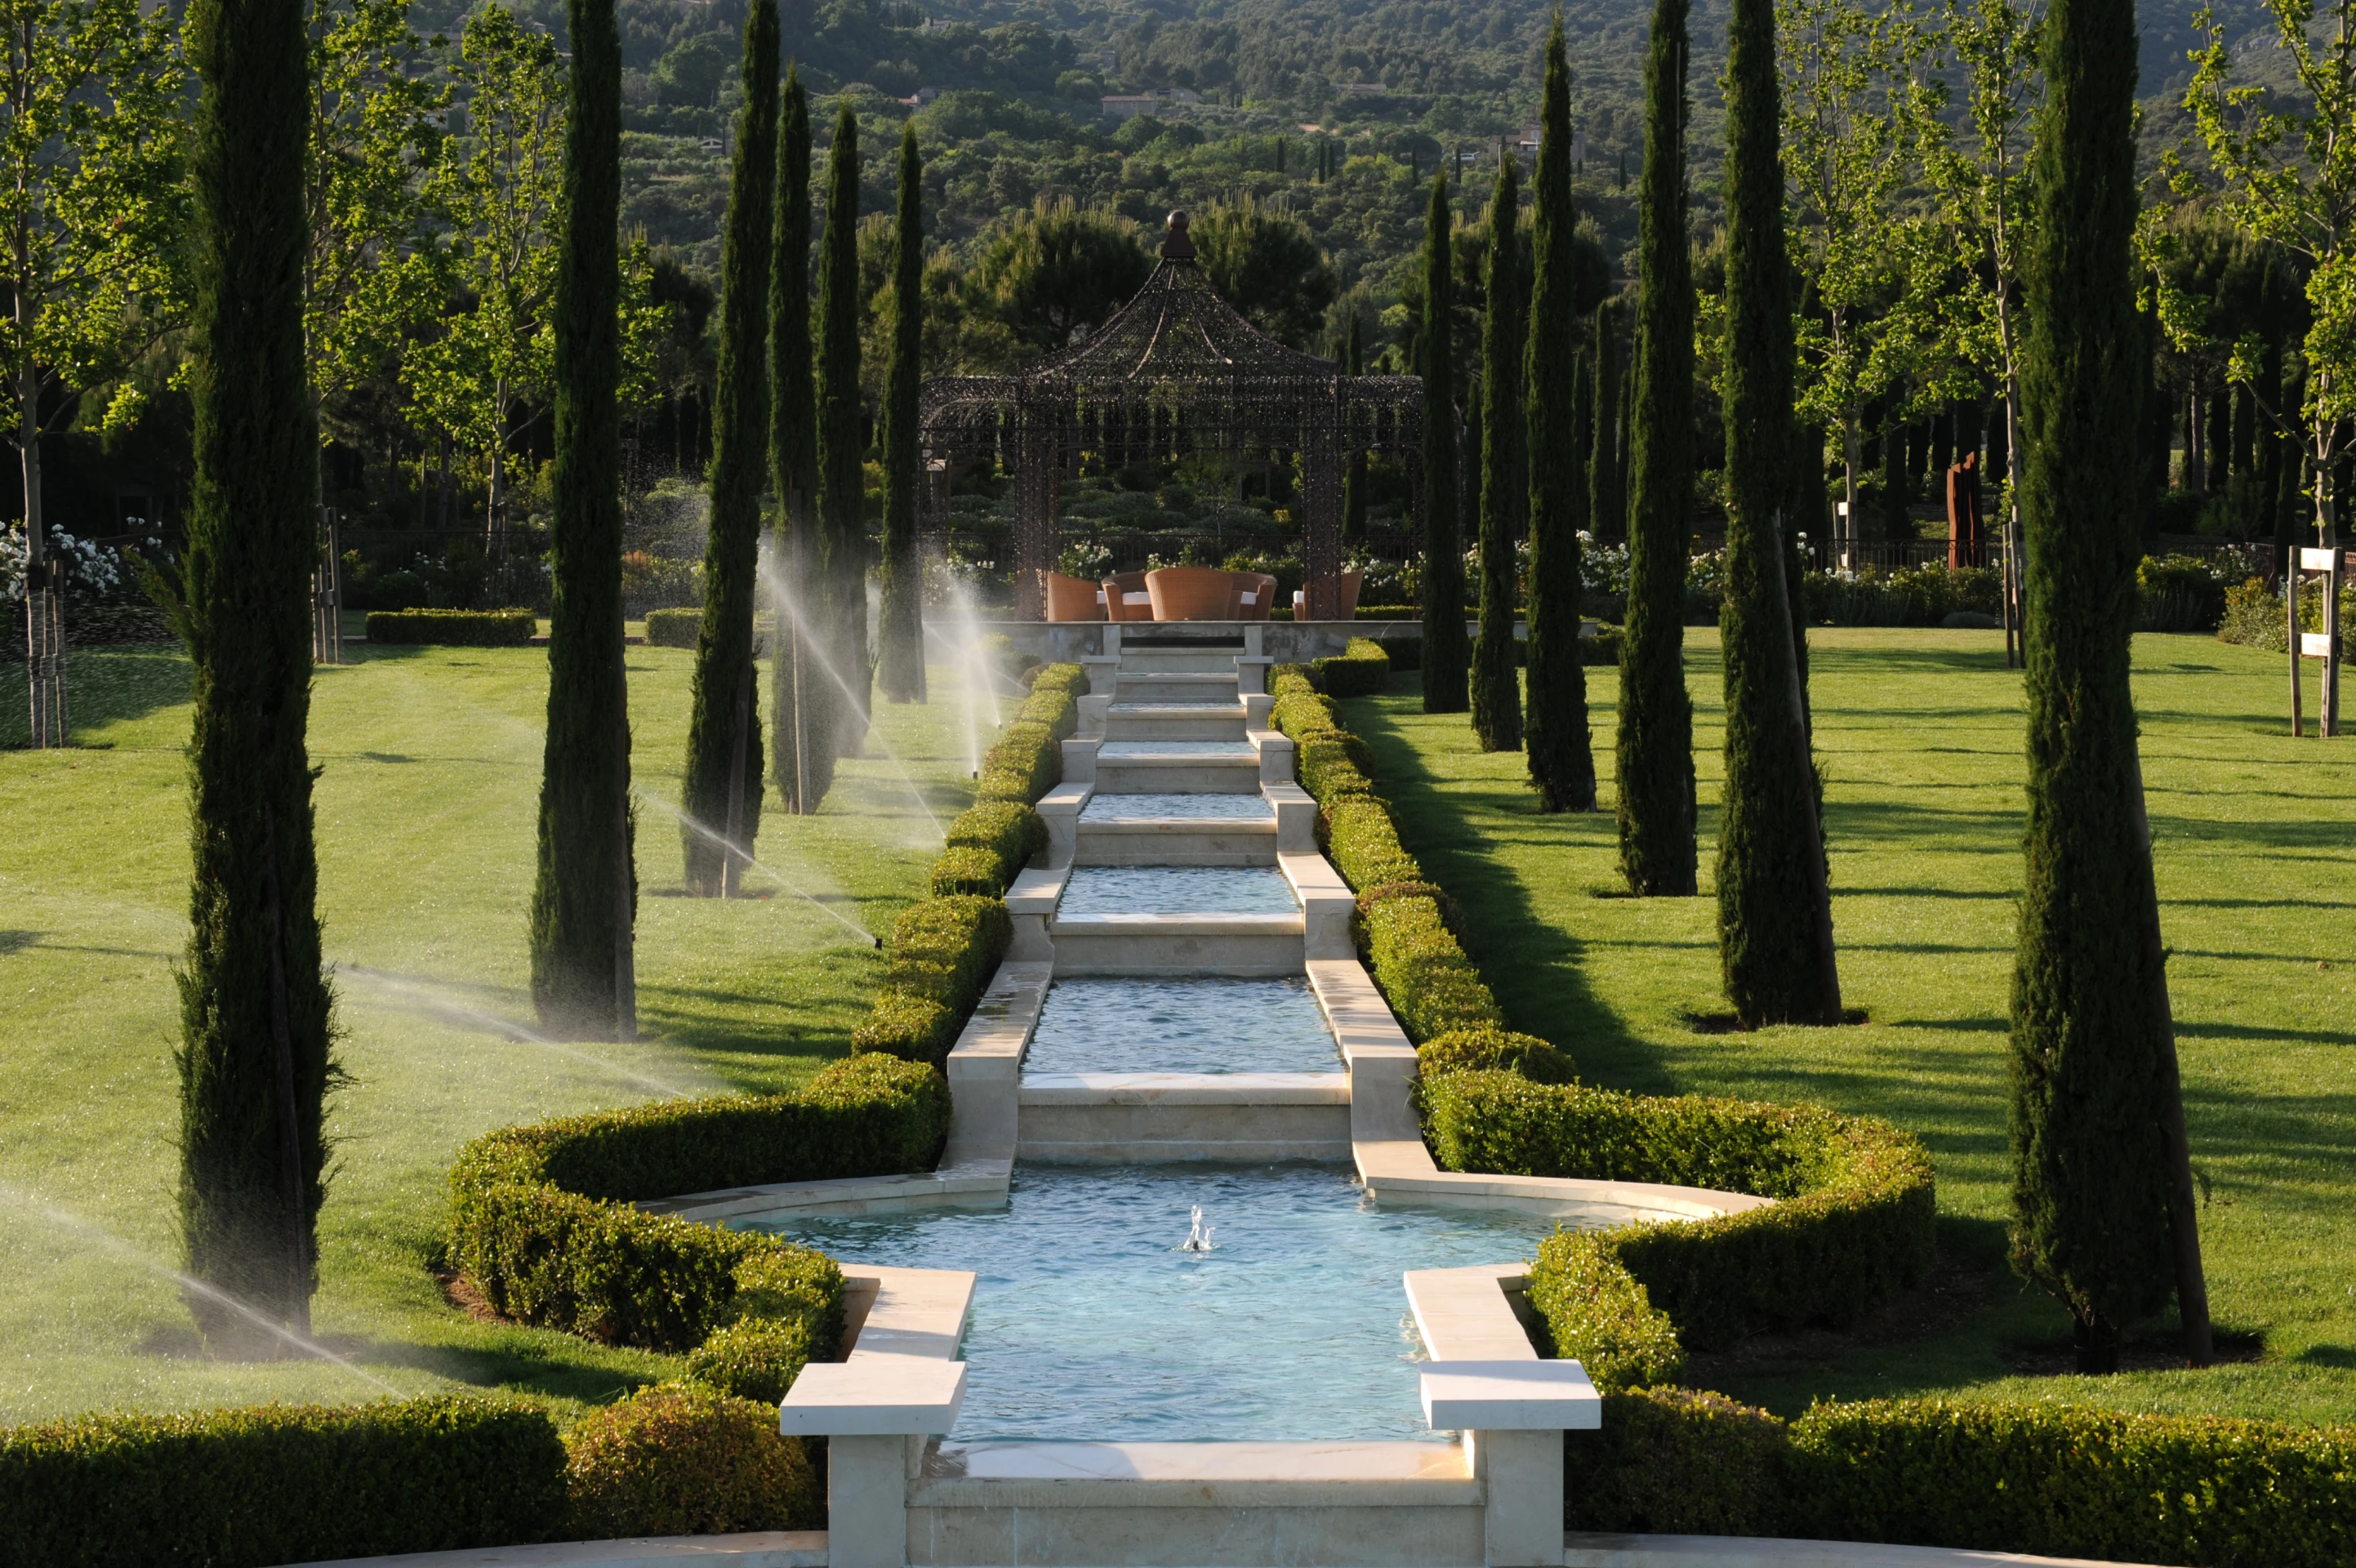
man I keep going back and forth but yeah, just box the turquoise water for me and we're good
[1025,977,1339,1075]
[1058,865,1298,916]
[746,1164,1548,1441]
[1080,792,1274,822]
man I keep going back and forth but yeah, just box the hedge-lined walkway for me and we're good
[1346,626,2356,1426]
[0,644,979,1425]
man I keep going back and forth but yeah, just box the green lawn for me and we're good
[1351,629,2356,1426]
[0,641,984,1425]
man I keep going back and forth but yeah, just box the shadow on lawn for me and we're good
[1342,679,1672,1094]
[0,646,193,745]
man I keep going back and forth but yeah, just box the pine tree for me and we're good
[1472,154,1525,751]
[1716,0,1840,1024]
[1525,15,1595,811]
[1420,176,1470,713]
[876,124,925,703]
[1342,312,1368,540]
[1616,0,1699,898]
[680,0,777,896]
[531,0,633,1035]
[770,69,834,813]
[176,0,335,1346]
[815,101,867,756]
[1591,299,1626,538]
[2010,0,2208,1374]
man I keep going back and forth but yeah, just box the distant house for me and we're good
[1102,94,1158,120]
[699,136,724,154]
[1512,123,1588,162]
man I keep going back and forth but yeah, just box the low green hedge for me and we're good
[1361,895,1504,1043]
[0,1395,568,1566]
[1570,1388,2356,1568]
[937,800,1047,896]
[1310,635,1391,697]
[853,665,1077,1068]
[644,606,700,647]
[364,608,536,646]
[1417,1025,1575,1084]
[448,1052,946,1350]
[1268,666,1505,1047]
[1423,1071,1935,1388]
[565,1385,820,1539]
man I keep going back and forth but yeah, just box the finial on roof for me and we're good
[1162,210,1196,261]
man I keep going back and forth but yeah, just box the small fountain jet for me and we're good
[1178,1205,1216,1253]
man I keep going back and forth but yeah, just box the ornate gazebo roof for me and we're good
[918,212,1422,619]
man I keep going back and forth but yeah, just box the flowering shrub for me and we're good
[1,526,135,604]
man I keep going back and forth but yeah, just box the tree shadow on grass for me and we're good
[0,647,192,746]
[1341,680,1674,1095]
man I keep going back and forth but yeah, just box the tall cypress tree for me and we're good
[1526,16,1595,812]
[532,0,632,1035]
[1591,299,1626,539]
[1342,312,1368,540]
[1472,155,1525,752]
[2010,0,2209,1373]
[770,69,833,813]
[875,124,925,703]
[1716,0,1840,1024]
[1419,176,1469,713]
[176,0,334,1344]
[681,0,777,896]
[814,101,867,756]
[1616,0,1699,898]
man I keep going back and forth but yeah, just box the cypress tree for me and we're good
[1343,312,1367,541]
[176,0,335,1344]
[1419,176,1470,713]
[1526,15,1595,811]
[681,0,778,896]
[2010,0,2210,1373]
[1616,0,1699,898]
[770,69,834,813]
[875,124,925,703]
[1472,154,1525,751]
[1716,0,1841,1025]
[815,102,867,756]
[1591,299,1626,539]
[532,0,633,1035]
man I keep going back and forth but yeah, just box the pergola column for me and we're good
[1302,388,1346,621]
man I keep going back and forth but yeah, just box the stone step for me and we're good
[1045,911,1306,976]
[1112,670,1242,705]
[1071,815,1280,866]
[1091,740,1265,794]
[1014,1073,1352,1162]
[1102,701,1247,742]
[907,1441,1485,1568]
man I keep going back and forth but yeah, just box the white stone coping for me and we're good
[915,1438,1478,1507]
[281,1533,828,1568]
[1376,1168,1774,1224]
[779,1359,966,1435]
[1018,1071,1349,1105]
[1035,781,1092,813]
[1562,1537,2180,1568]
[1421,1361,1601,1432]
[1403,1264,1540,1363]
[635,1161,1010,1223]
[945,962,1049,1077]
[1279,849,1356,903]
[1004,866,1069,916]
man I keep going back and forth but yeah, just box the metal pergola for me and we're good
[918,212,1423,620]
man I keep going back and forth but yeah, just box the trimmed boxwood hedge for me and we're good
[856,663,1078,1062]
[448,1052,946,1351]
[0,1395,568,1567]
[564,1385,820,1539]
[643,606,699,647]
[1310,635,1391,697]
[364,608,536,646]
[1569,1387,2356,1568]
[1422,1070,1935,1390]
[1267,666,1503,1045]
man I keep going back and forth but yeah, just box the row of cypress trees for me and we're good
[686,38,934,886]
